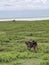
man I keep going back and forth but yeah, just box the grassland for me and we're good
[0,20,49,65]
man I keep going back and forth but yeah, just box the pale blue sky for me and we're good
[0,0,49,18]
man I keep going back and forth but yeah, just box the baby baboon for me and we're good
[25,40,37,52]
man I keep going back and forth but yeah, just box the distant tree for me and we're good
[12,19,16,22]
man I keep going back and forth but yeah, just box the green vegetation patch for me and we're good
[0,20,49,65]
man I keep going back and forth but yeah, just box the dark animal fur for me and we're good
[25,40,37,52]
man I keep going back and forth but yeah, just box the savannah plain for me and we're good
[0,20,49,65]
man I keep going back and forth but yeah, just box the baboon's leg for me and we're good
[27,47,31,50]
[33,46,37,52]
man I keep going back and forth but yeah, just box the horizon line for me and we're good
[0,17,49,21]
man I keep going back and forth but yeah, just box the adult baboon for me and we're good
[25,40,37,52]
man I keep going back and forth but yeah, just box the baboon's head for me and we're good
[25,41,31,47]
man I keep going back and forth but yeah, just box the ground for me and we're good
[0,20,49,65]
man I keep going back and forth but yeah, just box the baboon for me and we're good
[25,40,37,52]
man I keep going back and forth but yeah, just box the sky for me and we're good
[0,0,49,18]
